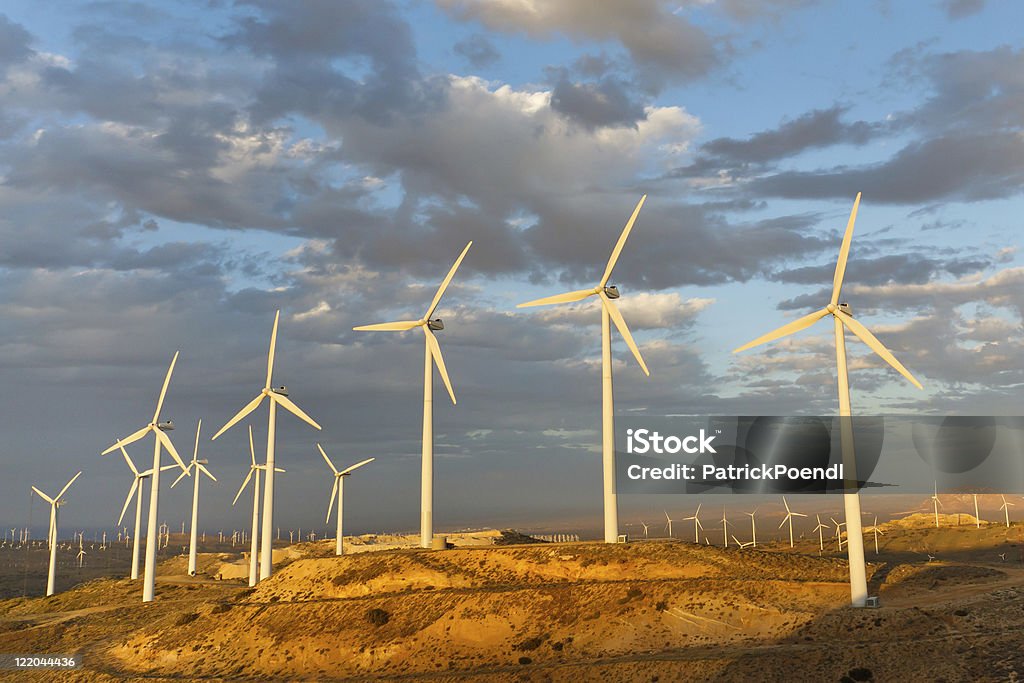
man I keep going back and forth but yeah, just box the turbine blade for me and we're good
[31,487,55,505]
[170,464,193,488]
[352,320,423,331]
[248,424,256,467]
[424,327,456,404]
[198,464,217,482]
[339,457,375,476]
[272,393,322,430]
[117,479,139,527]
[600,292,649,376]
[266,310,280,390]
[117,441,140,476]
[275,467,286,473]
[56,471,82,501]
[211,393,265,441]
[836,310,923,389]
[600,195,647,287]
[778,517,788,529]
[232,470,253,506]
[152,351,180,424]
[732,308,830,353]
[317,443,339,475]
[102,425,152,455]
[425,241,473,320]
[516,288,595,308]
[326,477,339,524]
[831,193,861,306]
[192,419,202,462]
[155,429,188,471]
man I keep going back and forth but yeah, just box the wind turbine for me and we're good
[171,420,216,576]
[745,509,758,548]
[973,493,981,528]
[721,508,730,548]
[517,197,650,544]
[353,242,472,549]
[832,517,848,550]
[864,515,885,555]
[683,504,703,544]
[640,521,649,538]
[102,352,188,603]
[111,440,176,580]
[31,471,82,596]
[663,510,674,538]
[318,444,374,556]
[733,194,923,606]
[1000,495,1014,527]
[813,514,830,552]
[212,311,321,581]
[931,482,943,528]
[779,497,806,548]
[232,425,284,587]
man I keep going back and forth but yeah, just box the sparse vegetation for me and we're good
[365,608,390,626]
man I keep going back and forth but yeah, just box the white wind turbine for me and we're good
[864,515,885,555]
[111,440,177,580]
[102,353,188,603]
[171,420,216,576]
[318,444,374,556]
[31,471,82,597]
[212,311,321,582]
[663,510,674,538]
[684,504,704,544]
[640,521,649,538]
[733,193,923,607]
[779,497,806,548]
[721,508,730,548]
[813,514,830,552]
[353,242,472,549]
[745,509,758,548]
[973,493,981,528]
[1000,495,1014,527]
[517,197,650,544]
[832,517,848,550]
[931,482,944,528]
[232,425,285,587]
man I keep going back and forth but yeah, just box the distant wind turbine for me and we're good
[354,242,472,549]
[779,497,807,548]
[813,515,830,552]
[212,311,322,582]
[745,509,758,548]
[864,515,885,555]
[111,440,176,580]
[734,194,923,607]
[232,425,284,587]
[171,420,216,576]
[663,510,674,538]
[31,471,82,596]
[683,504,703,544]
[931,482,944,528]
[319,444,374,556]
[1000,495,1014,527]
[518,198,651,543]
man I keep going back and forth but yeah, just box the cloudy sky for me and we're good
[1,0,1021,537]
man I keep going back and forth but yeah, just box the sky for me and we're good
[0,0,1021,538]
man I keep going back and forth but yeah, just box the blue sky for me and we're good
[0,0,1021,536]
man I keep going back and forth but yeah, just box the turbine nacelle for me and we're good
[157,420,174,431]
[427,318,444,331]
[270,386,289,396]
[603,285,620,299]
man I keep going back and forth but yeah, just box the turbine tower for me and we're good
[517,197,650,543]
[931,482,943,528]
[212,311,321,582]
[171,420,216,576]
[111,440,176,580]
[31,471,81,596]
[779,497,806,548]
[663,510,674,538]
[1000,495,1014,527]
[353,242,472,549]
[745,509,758,548]
[683,504,703,544]
[102,352,187,603]
[319,444,374,556]
[232,425,285,587]
[733,194,923,606]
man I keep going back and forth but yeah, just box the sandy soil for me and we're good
[0,523,1022,681]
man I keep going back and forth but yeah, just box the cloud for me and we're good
[549,77,647,130]
[453,33,500,67]
[436,0,719,85]
[0,14,32,68]
[938,0,986,19]
[528,293,715,329]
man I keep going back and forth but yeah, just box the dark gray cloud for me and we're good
[549,77,647,130]
[453,34,500,67]
[773,253,993,287]
[939,0,987,19]
[750,131,1024,203]
[0,15,32,67]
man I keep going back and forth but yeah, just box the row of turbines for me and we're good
[25,192,1003,609]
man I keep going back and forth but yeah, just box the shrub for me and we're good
[366,608,390,626]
